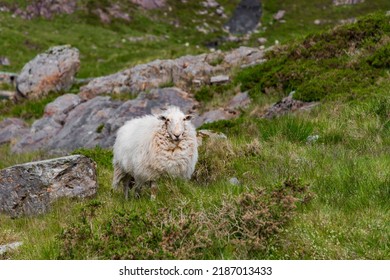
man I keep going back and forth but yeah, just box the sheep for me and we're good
[112,106,198,200]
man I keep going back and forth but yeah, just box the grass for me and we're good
[1,2,390,260]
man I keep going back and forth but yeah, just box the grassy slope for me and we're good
[0,1,390,259]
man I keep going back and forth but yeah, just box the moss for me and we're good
[236,12,390,102]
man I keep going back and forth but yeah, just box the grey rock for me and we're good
[210,75,229,84]
[0,118,29,145]
[0,155,97,218]
[225,0,262,34]
[227,91,251,110]
[333,0,364,6]
[273,10,285,21]
[16,45,80,100]
[194,108,239,128]
[11,0,77,20]
[0,90,15,100]
[0,242,23,255]
[13,87,198,153]
[197,129,227,146]
[130,0,166,9]
[79,46,265,100]
[0,57,10,66]
[229,177,240,186]
[262,92,319,119]
[257,37,267,45]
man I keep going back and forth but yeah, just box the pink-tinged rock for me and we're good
[130,0,166,9]
[16,45,80,100]
[0,118,29,145]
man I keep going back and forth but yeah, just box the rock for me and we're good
[0,242,23,255]
[229,177,240,186]
[0,57,10,66]
[202,0,220,8]
[386,11,390,17]
[13,87,198,153]
[12,0,77,20]
[257,37,267,45]
[225,0,262,34]
[193,108,239,128]
[273,10,285,21]
[16,45,80,100]
[210,75,230,84]
[333,0,364,6]
[0,118,29,145]
[0,71,17,86]
[43,93,81,124]
[130,0,166,9]
[227,92,251,110]
[339,18,357,25]
[0,155,97,218]
[0,90,15,100]
[196,129,227,146]
[79,46,265,100]
[307,135,319,144]
[314,19,322,25]
[262,92,319,119]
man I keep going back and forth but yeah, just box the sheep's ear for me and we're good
[184,115,193,121]
[158,115,167,121]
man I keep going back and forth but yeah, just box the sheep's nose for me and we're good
[173,133,181,140]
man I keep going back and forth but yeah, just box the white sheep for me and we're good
[112,106,198,200]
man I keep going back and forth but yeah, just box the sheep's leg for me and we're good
[134,181,143,199]
[123,175,135,200]
[112,162,125,190]
[150,181,158,201]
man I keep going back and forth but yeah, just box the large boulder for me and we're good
[16,45,80,100]
[13,87,198,153]
[0,155,97,218]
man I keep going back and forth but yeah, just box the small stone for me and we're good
[0,242,23,255]
[229,177,240,186]
[273,10,285,21]
[0,57,10,66]
[210,75,230,84]
[257,37,267,45]
[307,135,319,144]
[314,19,322,25]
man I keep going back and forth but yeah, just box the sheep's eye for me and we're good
[183,115,192,121]
[158,115,168,121]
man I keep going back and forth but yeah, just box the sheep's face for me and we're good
[158,111,192,142]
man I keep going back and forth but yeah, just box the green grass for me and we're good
[1,3,390,260]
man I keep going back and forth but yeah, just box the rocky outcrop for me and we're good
[12,0,77,20]
[262,92,319,119]
[13,87,198,153]
[0,118,29,145]
[225,0,262,34]
[333,0,364,6]
[79,47,265,100]
[16,45,80,100]
[0,155,97,218]
[130,0,166,9]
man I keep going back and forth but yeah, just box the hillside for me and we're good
[0,0,390,260]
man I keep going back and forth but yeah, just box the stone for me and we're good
[0,155,97,218]
[0,90,15,100]
[210,75,230,84]
[130,0,166,9]
[262,92,319,119]
[196,129,227,146]
[13,87,198,153]
[273,10,285,21]
[193,108,238,128]
[227,92,251,110]
[11,0,77,20]
[257,37,267,45]
[229,177,240,186]
[16,45,80,100]
[333,0,364,6]
[225,0,262,34]
[0,242,23,255]
[0,118,29,145]
[0,57,10,66]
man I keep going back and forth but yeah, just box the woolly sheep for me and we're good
[112,106,198,200]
